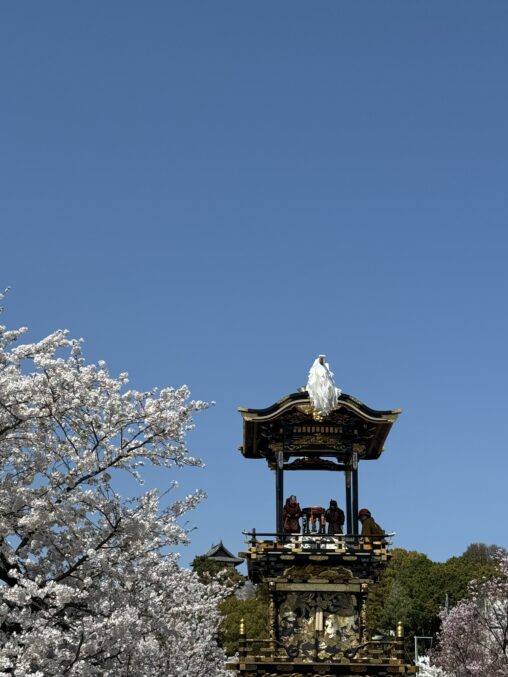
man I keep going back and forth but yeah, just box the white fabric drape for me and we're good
[306,356,342,416]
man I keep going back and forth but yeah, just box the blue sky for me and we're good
[2,2,507,568]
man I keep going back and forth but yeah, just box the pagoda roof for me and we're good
[239,391,401,466]
[204,541,244,566]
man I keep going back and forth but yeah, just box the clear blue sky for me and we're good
[2,2,507,568]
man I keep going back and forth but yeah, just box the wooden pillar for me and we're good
[275,451,284,536]
[345,469,352,534]
[352,466,359,535]
[268,581,278,647]
[359,582,369,643]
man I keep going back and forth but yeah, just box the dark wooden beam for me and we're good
[275,452,284,536]
[345,470,352,534]
[352,466,359,535]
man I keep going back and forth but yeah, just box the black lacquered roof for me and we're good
[238,391,401,465]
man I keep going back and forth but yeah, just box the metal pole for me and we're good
[414,636,434,663]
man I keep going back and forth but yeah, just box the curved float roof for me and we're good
[239,391,401,466]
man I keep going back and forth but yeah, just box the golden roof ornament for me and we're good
[306,354,342,419]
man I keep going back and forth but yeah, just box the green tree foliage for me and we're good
[366,549,436,638]
[190,555,270,656]
[461,542,507,566]
[366,545,500,649]
[191,555,244,587]
[219,591,271,656]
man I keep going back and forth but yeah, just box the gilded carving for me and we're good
[277,591,359,661]
[283,565,353,582]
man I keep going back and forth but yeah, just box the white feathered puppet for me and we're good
[306,355,342,416]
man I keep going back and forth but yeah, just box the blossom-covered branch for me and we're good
[0,321,228,676]
[433,551,508,677]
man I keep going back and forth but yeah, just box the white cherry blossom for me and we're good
[0,318,228,676]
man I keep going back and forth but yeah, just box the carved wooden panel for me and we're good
[277,590,360,661]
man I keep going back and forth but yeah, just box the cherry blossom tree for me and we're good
[0,312,229,676]
[433,551,508,677]
[416,656,449,677]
